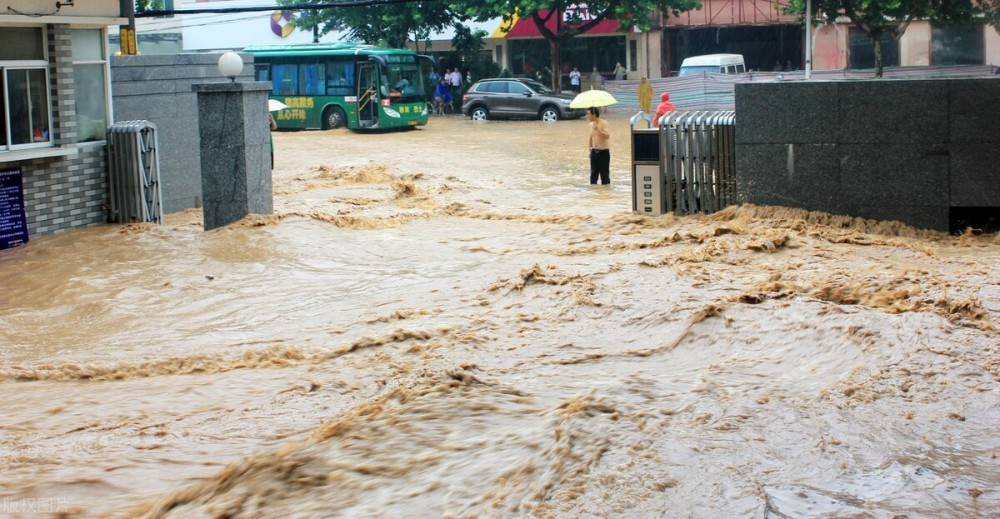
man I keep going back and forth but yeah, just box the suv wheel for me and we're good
[540,106,560,122]
[470,106,490,121]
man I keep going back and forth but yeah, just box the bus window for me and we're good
[325,60,355,95]
[299,61,325,95]
[254,63,270,82]
[272,63,298,95]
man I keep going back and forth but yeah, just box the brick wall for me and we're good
[21,145,107,236]
[49,25,76,146]
[1,24,110,239]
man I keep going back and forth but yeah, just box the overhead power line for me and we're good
[137,0,437,18]
[135,13,273,34]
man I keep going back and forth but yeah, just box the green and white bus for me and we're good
[245,42,432,131]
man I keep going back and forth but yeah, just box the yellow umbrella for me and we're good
[569,88,618,109]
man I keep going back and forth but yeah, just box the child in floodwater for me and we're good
[654,92,677,125]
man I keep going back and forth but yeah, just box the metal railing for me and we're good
[106,121,162,224]
[658,110,736,215]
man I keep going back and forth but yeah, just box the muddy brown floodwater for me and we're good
[1,114,999,519]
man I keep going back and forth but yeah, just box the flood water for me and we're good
[1,114,998,518]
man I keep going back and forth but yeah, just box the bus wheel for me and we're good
[323,106,347,130]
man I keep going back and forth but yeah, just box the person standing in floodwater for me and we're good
[654,92,677,125]
[614,61,627,81]
[268,109,277,170]
[590,67,602,89]
[638,77,653,113]
[586,106,611,185]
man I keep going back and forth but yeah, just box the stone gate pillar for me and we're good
[192,80,273,231]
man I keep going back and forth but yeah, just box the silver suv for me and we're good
[462,78,583,122]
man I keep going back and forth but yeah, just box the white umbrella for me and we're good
[268,99,288,112]
[569,88,618,109]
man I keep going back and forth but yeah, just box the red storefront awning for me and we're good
[499,8,625,38]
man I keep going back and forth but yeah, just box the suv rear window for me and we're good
[477,81,508,94]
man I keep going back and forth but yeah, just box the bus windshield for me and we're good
[383,63,425,104]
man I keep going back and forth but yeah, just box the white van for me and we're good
[679,54,746,76]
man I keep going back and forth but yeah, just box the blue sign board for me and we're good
[0,167,29,250]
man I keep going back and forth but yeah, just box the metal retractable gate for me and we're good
[660,111,736,215]
[106,121,163,224]
[630,111,736,216]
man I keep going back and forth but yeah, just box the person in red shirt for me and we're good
[653,92,677,125]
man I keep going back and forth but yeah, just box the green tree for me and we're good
[278,0,462,49]
[786,0,998,77]
[452,24,502,83]
[456,0,701,90]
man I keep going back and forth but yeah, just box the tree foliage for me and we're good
[277,0,462,50]
[452,25,502,82]
[786,0,999,77]
[455,0,701,89]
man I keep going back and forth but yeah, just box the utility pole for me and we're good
[805,0,812,79]
[119,0,138,55]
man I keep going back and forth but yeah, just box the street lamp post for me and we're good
[805,0,812,79]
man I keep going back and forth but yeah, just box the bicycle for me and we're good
[427,98,454,116]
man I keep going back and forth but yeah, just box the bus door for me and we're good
[419,55,436,102]
[357,61,379,128]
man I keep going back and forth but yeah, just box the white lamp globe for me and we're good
[218,51,243,81]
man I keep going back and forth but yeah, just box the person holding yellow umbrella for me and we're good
[267,99,288,170]
[570,88,618,185]
[585,107,612,184]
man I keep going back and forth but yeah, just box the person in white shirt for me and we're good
[450,68,463,88]
[569,67,581,92]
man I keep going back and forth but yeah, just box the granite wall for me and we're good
[193,82,273,231]
[734,78,1000,232]
[111,53,255,214]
